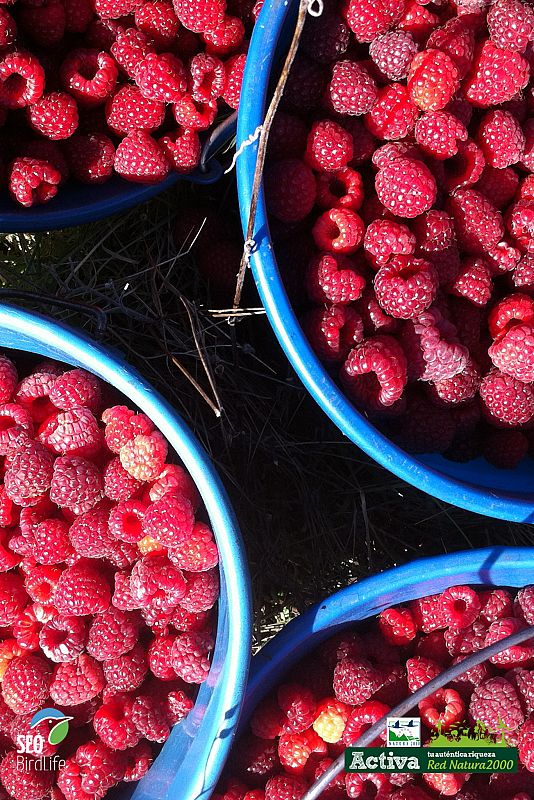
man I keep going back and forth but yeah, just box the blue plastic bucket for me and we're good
[0,303,252,800]
[236,0,534,525]
[240,547,534,725]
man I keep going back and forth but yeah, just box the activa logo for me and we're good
[16,708,72,755]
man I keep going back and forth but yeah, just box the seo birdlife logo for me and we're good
[16,708,72,756]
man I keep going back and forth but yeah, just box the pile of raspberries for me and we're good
[0,354,219,800]
[215,583,534,799]
[265,0,534,467]
[0,0,254,206]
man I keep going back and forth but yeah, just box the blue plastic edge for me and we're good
[241,546,534,726]
[235,0,534,525]
[0,303,252,800]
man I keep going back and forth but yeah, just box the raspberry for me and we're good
[374,255,438,319]
[509,667,534,714]
[369,31,417,81]
[406,656,441,692]
[147,634,177,680]
[514,256,534,291]
[222,52,246,109]
[50,455,103,515]
[28,93,79,142]
[375,158,436,218]
[379,607,417,645]
[342,334,407,410]
[16,373,56,423]
[307,252,365,304]
[415,111,467,159]
[312,209,365,255]
[57,741,126,800]
[305,120,353,173]
[114,131,170,184]
[64,0,93,33]
[478,168,520,213]
[304,303,363,361]
[316,167,363,212]
[103,406,153,450]
[24,564,61,605]
[486,618,534,667]
[2,655,51,714]
[67,507,112,559]
[54,560,111,616]
[465,40,529,107]
[478,110,525,169]
[4,440,53,507]
[430,359,480,405]
[516,586,534,624]
[130,552,187,611]
[448,189,504,255]
[343,0,405,42]
[0,750,53,800]
[440,585,481,628]
[0,403,33,455]
[87,607,138,661]
[40,407,102,458]
[478,588,513,625]
[450,258,493,307]
[94,0,142,17]
[0,8,16,49]
[411,593,446,632]
[506,200,534,253]
[31,518,73,565]
[328,61,377,116]
[110,27,154,78]
[265,775,308,800]
[190,53,225,103]
[171,631,213,683]
[407,49,459,112]
[94,693,140,750]
[443,138,485,194]
[488,0,534,52]
[179,568,219,612]
[123,740,153,782]
[12,605,40,651]
[60,49,118,107]
[135,1,179,48]
[104,458,143,502]
[0,52,44,109]
[148,463,200,508]
[311,698,348,744]
[202,15,244,55]
[104,85,165,137]
[480,369,534,426]
[39,615,87,663]
[365,83,419,140]
[0,357,16,404]
[50,653,105,707]
[419,687,465,730]
[342,700,389,747]
[8,157,61,207]
[423,774,467,796]
[134,52,187,105]
[518,719,534,771]
[333,657,383,704]
[250,699,285,740]
[364,219,416,267]
[278,730,312,769]
[489,324,534,383]
[141,493,194,549]
[173,94,217,131]
[265,160,316,224]
[483,429,528,468]
[427,16,476,79]
[63,133,115,184]
[277,684,316,734]
[173,0,225,32]
[159,126,201,173]
[167,522,218,571]
[470,677,525,733]
[103,643,147,692]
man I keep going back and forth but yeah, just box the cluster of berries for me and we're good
[0,0,253,206]
[265,0,534,467]
[215,583,534,799]
[0,354,219,800]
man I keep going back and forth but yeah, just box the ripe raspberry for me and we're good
[374,255,438,319]
[483,429,529,468]
[477,168,520,212]
[307,252,365,305]
[411,592,446,632]
[103,458,143,502]
[94,0,142,17]
[265,160,316,224]
[50,653,105,706]
[0,357,16,404]
[135,52,187,104]
[333,657,383,704]
[103,406,153,450]
[87,606,138,661]
[419,687,465,730]
[0,403,33,455]
[440,585,481,628]
[141,493,194,549]
[31,518,73,565]
[316,167,363,212]
[63,0,93,33]
[24,564,61,605]
[486,618,534,667]
[12,605,41,652]
[114,131,170,184]
[202,15,244,56]
[518,719,534,771]
[2,655,51,714]
[478,110,525,169]
[364,220,416,267]
[60,49,117,107]
[379,607,417,645]
[130,552,187,612]
[28,93,78,142]
[413,210,455,255]
[147,634,177,680]
[40,407,102,458]
[57,741,126,799]
[443,138,485,194]
[190,53,225,103]
[407,49,459,112]
[0,750,53,800]
[167,522,218,572]
[303,306,364,363]
[305,120,353,173]
[450,258,493,307]
[67,507,113,559]
[365,83,419,140]
[406,656,441,692]
[50,455,103,515]
[250,699,285,740]
[222,52,246,109]
[448,189,504,255]
[148,463,199,508]
[470,677,525,733]
[328,61,377,116]
[39,615,87,663]
[173,0,225,32]
[0,52,45,109]
[103,643,148,692]
[312,209,365,254]
[54,560,110,616]
[277,730,312,769]
[489,324,534,383]
[8,157,61,207]
[480,369,534,426]
[4,440,53,507]
[415,111,467,159]
[123,740,153,782]
[375,158,436,218]
[105,85,165,137]
[506,200,534,253]
[110,27,154,78]
[369,30,417,81]
[0,8,16,49]
[343,0,405,42]
[430,359,480,405]
[173,94,217,131]
[514,256,534,290]
[94,693,140,751]
[342,334,407,409]
[516,586,534,624]
[342,700,389,748]
[63,133,115,184]
[179,568,219,612]
[159,126,201,173]
[45,370,98,415]
[478,588,513,625]
[171,631,214,683]
[488,0,534,52]
[464,40,529,107]
[427,17,475,79]
[135,1,179,48]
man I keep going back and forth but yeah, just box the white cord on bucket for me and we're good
[224,125,263,174]
[307,0,323,15]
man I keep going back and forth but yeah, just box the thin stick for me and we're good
[233,0,310,309]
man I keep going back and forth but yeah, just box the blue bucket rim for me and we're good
[236,0,534,524]
[0,303,252,800]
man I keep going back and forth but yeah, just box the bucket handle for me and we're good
[0,289,108,339]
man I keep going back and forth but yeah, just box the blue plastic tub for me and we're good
[236,0,534,525]
[240,547,534,725]
[0,303,252,800]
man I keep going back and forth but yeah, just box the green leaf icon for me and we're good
[49,719,69,745]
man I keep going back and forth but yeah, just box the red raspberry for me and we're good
[440,585,481,628]
[57,741,126,800]
[111,27,154,78]
[419,687,465,730]
[105,85,165,136]
[103,406,153,451]
[135,52,187,104]
[0,357,17,404]
[103,643,147,692]
[450,258,493,306]
[63,133,115,184]
[107,499,144,543]
[478,110,525,169]
[305,120,353,173]
[415,111,467,159]
[278,731,312,769]
[371,140,421,170]
[173,94,217,131]
[365,83,419,140]
[518,719,534,771]
[411,592,446,632]
[94,0,142,16]
[24,564,61,605]
[171,631,214,683]
[94,693,140,750]
[131,694,169,743]
[0,403,33,455]
[114,131,170,184]
[40,407,102,458]
[60,49,117,107]
[343,0,405,42]
[399,0,439,42]
[190,53,225,102]
[342,334,407,410]
[111,570,139,612]
[507,200,534,252]
[509,667,534,716]
[443,138,485,193]
[307,252,365,304]
[483,429,529,468]
[364,220,416,267]
[369,30,417,81]
[427,17,475,79]
[173,0,225,32]
[477,168,520,211]
[379,607,416,645]
[374,255,438,319]
[50,653,105,706]
[316,167,363,212]
[103,458,143,502]
[0,52,45,109]
[346,118,376,165]
[130,552,187,612]
[8,157,61,207]
[470,677,525,732]
[448,189,504,255]
[87,607,138,661]
[516,586,534,624]
[407,49,459,112]
[0,750,53,800]
[167,522,218,571]
[300,7,350,64]
[520,119,534,172]
[328,60,377,116]
[39,615,87,663]
[0,8,16,48]
[265,159,316,224]
[4,440,53,507]
[31,518,73,565]
[28,93,79,142]
[465,40,529,107]
[179,568,219,612]
[489,324,534,383]
[48,369,101,413]
[488,0,534,52]
[514,256,534,290]
[479,588,513,624]
[202,15,244,55]
[312,209,365,254]
[486,618,534,667]
[2,655,51,714]
[141,493,194,548]
[250,699,285,740]
[123,740,153,782]
[277,684,316,734]
[333,657,384,705]
[406,656,441,692]
[302,305,364,363]
[375,158,436,218]
[413,210,455,255]
[423,774,467,796]
[135,1,179,48]
[63,0,93,32]
[148,463,200,508]
[222,52,246,109]
[430,359,480,405]
[0,531,20,572]
[342,700,389,747]
[54,560,111,616]
[68,507,113,559]
[480,369,534,426]
[147,634,178,680]
[159,126,201,173]
[50,455,103,514]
